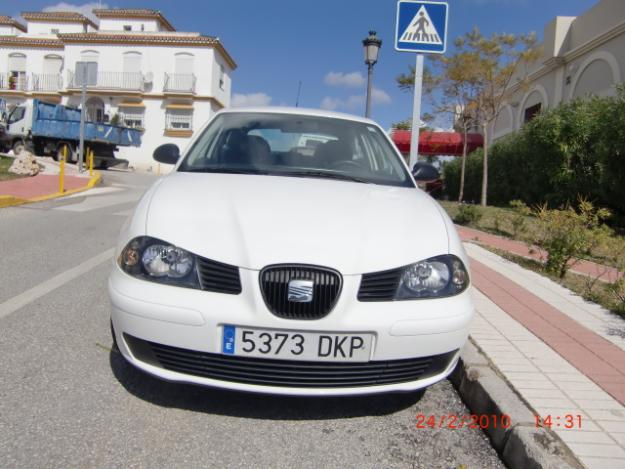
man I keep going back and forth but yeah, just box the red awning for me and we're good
[391,130,483,156]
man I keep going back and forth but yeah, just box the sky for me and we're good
[9,0,600,129]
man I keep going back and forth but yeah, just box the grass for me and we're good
[438,200,536,240]
[439,200,623,268]
[0,155,26,182]
[483,245,625,320]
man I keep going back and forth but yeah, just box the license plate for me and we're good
[222,325,373,362]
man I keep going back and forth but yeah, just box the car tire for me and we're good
[12,140,25,155]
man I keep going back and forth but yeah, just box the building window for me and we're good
[219,64,225,90]
[51,28,59,34]
[8,53,27,90]
[524,103,542,123]
[120,109,145,129]
[123,25,132,31]
[165,109,193,130]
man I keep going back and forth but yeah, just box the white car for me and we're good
[109,107,473,396]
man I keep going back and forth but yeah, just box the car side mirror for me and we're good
[412,162,440,182]
[153,143,180,165]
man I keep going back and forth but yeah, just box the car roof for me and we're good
[217,106,379,126]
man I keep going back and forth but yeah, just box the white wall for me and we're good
[63,42,220,95]
[27,21,86,34]
[0,25,23,36]
[98,18,162,32]
[0,46,65,76]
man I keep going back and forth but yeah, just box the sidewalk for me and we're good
[465,242,625,468]
[0,156,99,206]
[457,225,622,282]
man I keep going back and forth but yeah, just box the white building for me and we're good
[0,8,236,171]
[492,0,624,141]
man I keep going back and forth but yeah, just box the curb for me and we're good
[450,339,583,469]
[0,171,101,208]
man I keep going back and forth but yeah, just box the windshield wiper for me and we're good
[279,170,371,184]
[180,167,269,175]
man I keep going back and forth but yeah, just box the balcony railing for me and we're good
[0,73,29,91]
[31,73,63,92]
[163,73,196,93]
[67,70,144,91]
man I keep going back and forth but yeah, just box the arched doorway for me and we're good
[85,97,105,122]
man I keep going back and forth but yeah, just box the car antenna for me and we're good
[295,81,302,107]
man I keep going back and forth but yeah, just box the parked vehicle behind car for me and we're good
[109,107,473,396]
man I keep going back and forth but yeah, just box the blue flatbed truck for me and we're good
[1,99,141,168]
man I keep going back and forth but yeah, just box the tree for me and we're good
[454,28,540,206]
[396,52,481,202]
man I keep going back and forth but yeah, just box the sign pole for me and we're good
[79,68,86,173]
[409,53,424,170]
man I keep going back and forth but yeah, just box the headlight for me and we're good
[396,254,469,299]
[118,236,200,289]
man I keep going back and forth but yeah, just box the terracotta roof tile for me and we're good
[0,36,64,48]
[58,33,236,68]
[0,15,27,32]
[92,8,175,31]
[21,11,97,29]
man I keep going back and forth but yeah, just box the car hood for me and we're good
[144,172,449,274]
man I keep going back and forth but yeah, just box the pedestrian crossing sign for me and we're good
[395,1,448,54]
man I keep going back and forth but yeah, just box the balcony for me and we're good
[67,70,144,92]
[31,73,63,92]
[0,73,29,92]
[163,73,196,94]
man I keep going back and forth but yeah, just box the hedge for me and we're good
[442,86,625,215]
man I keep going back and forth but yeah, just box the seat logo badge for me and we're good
[288,279,314,303]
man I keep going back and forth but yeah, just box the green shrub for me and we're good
[509,200,531,239]
[442,86,625,222]
[530,199,611,278]
[454,204,482,225]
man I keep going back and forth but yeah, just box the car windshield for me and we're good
[178,112,414,188]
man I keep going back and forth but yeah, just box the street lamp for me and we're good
[362,30,382,118]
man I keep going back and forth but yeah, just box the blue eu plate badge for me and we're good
[223,325,235,354]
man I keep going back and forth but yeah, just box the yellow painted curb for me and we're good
[0,195,27,208]
[0,171,102,208]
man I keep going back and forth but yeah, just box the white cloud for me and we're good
[324,71,366,88]
[43,2,108,22]
[319,88,391,112]
[231,92,272,107]
[371,88,391,105]
[320,97,341,111]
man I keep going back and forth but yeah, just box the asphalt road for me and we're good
[0,169,504,469]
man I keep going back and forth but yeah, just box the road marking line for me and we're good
[60,186,123,200]
[0,248,115,320]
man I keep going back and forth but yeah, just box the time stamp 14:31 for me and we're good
[414,414,583,429]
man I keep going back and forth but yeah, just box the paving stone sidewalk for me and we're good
[465,242,625,469]
[0,156,92,200]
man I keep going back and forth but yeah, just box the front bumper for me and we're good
[109,264,473,396]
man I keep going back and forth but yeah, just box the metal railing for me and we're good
[67,70,144,91]
[31,73,63,92]
[0,73,29,91]
[165,111,193,130]
[163,73,196,93]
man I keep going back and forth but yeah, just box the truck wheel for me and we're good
[12,140,26,155]
[55,144,74,163]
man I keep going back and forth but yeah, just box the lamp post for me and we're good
[362,30,382,118]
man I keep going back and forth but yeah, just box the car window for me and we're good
[179,112,413,188]
[8,107,25,124]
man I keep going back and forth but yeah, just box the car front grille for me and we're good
[124,334,457,388]
[196,256,242,294]
[259,264,342,320]
[357,267,403,301]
